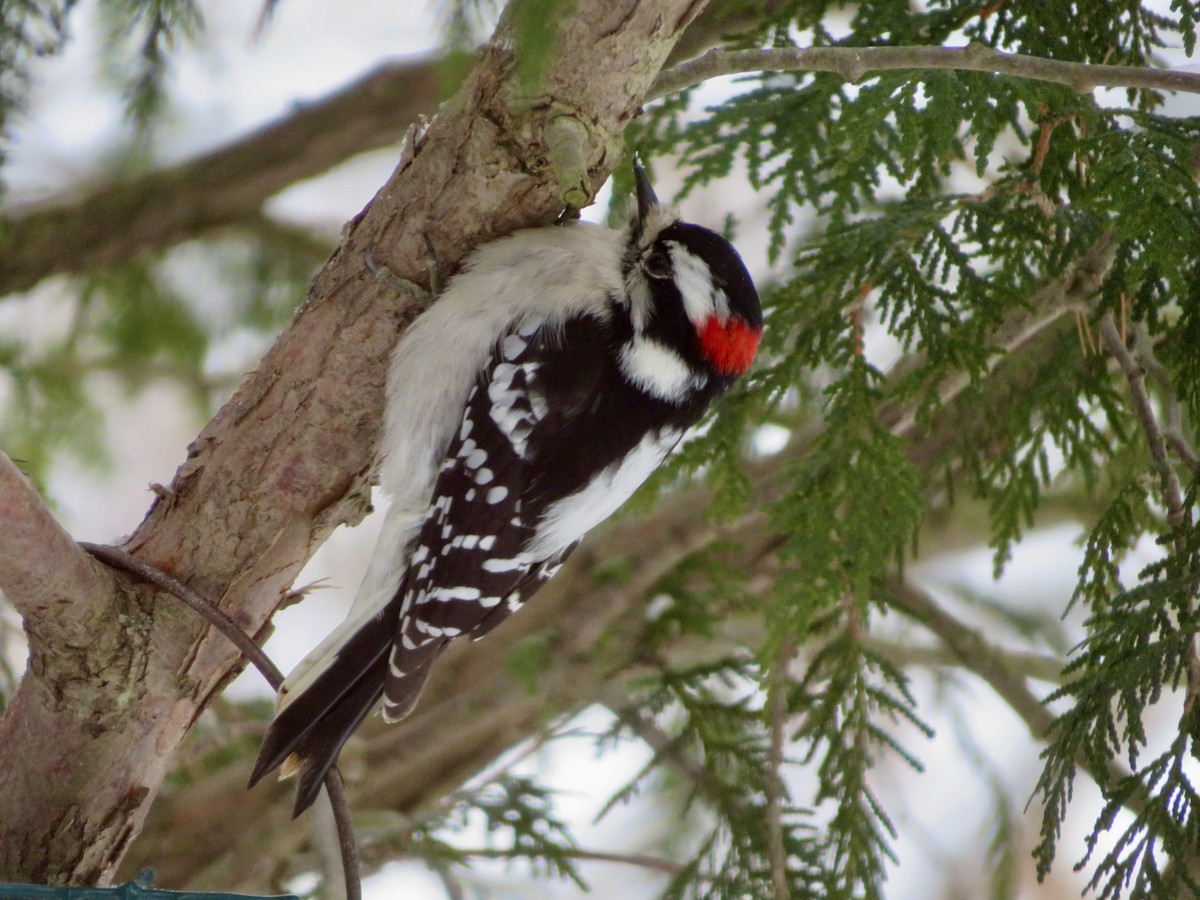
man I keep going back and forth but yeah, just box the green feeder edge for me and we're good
[0,869,298,900]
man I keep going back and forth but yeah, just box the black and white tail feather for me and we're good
[249,158,762,815]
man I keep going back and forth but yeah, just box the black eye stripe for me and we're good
[644,249,672,279]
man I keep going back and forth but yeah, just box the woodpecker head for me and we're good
[621,157,762,394]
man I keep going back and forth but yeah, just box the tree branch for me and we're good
[454,846,683,877]
[0,2,778,298]
[766,634,793,900]
[0,0,714,886]
[0,56,443,296]
[1098,314,1187,530]
[0,450,114,647]
[884,579,1157,826]
[651,42,1200,102]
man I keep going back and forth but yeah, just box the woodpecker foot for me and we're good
[364,236,441,306]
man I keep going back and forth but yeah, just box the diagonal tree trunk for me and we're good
[0,0,710,884]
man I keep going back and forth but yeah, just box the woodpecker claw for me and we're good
[364,239,442,305]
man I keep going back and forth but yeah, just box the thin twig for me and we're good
[766,634,794,900]
[455,846,683,876]
[1097,314,1200,810]
[1097,316,1187,530]
[599,688,714,794]
[1130,321,1200,470]
[885,578,1153,822]
[651,43,1200,101]
[863,635,1065,684]
[77,542,362,900]
[323,768,362,900]
[79,543,284,687]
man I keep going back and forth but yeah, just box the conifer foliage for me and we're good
[2,0,1200,897]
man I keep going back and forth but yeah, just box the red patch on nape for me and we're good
[699,317,762,376]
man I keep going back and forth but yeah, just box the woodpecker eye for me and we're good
[643,250,672,280]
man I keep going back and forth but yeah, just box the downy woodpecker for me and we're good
[250,159,762,815]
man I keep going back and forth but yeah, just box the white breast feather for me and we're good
[526,428,682,560]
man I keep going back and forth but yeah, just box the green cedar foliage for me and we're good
[0,0,202,176]
[0,0,77,180]
[622,1,1200,898]
[408,774,589,890]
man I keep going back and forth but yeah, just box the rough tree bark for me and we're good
[0,0,709,884]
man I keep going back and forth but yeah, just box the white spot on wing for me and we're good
[487,357,544,458]
[428,586,483,602]
[501,333,526,360]
[482,556,531,573]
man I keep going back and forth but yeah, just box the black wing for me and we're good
[380,316,604,718]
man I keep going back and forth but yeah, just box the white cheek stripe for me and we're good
[619,338,706,404]
[667,243,723,325]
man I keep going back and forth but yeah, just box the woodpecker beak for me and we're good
[632,154,659,224]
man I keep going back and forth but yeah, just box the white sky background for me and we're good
[4,1,1197,897]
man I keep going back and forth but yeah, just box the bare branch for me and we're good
[77,542,362,899]
[0,57,442,296]
[885,579,1056,738]
[884,579,1158,824]
[1098,315,1187,530]
[455,846,683,876]
[651,43,1200,102]
[78,543,284,689]
[0,450,113,645]
[1098,313,1200,802]
[320,772,361,900]
[766,635,793,900]
[863,635,1064,685]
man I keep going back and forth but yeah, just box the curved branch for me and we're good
[651,42,1200,101]
[78,542,362,900]
[884,578,1157,827]
[0,56,443,296]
